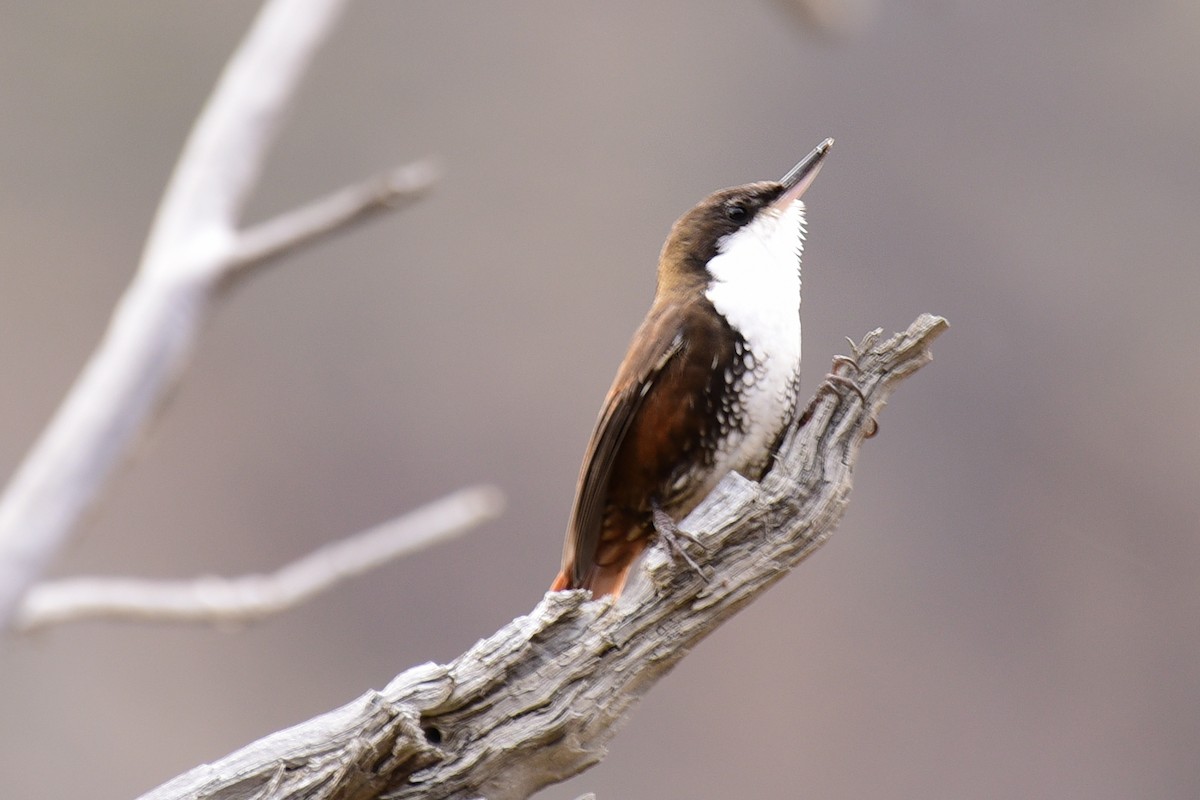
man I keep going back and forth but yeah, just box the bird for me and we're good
[551,138,834,599]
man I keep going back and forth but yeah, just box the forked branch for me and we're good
[0,0,438,631]
[138,313,948,800]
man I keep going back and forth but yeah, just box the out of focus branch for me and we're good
[0,0,437,632]
[774,0,877,38]
[226,159,439,282]
[15,486,503,632]
[137,314,948,800]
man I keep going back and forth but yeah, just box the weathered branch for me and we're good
[15,486,503,632]
[0,0,435,631]
[138,313,948,800]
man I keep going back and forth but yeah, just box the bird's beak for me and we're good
[772,137,834,209]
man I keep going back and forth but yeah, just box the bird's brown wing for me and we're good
[557,302,687,590]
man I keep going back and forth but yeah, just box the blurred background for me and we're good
[1,1,1198,797]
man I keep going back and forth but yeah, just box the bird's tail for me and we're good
[549,540,645,599]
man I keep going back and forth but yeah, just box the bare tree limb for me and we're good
[137,314,948,800]
[226,159,440,282]
[14,485,503,632]
[140,0,346,274]
[0,0,435,632]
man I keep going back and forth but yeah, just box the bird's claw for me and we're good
[652,502,712,581]
[830,354,861,378]
[800,353,879,437]
[821,373,866,405]
[844,336,862,361]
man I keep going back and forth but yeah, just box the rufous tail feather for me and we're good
[549,540,645,599]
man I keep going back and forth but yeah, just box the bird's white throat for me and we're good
[704,199,804,365]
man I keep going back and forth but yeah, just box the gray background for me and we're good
[2,2,1198,798]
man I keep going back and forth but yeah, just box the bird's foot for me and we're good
[830,353,860,375]
[799,353,879,437]
[651,501,711,581]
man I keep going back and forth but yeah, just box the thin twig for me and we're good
[226,159,440,282]
[15,486,503,631]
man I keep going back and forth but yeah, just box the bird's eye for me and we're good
[724,202,749,223]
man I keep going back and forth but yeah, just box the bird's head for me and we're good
[657,138,833,296]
